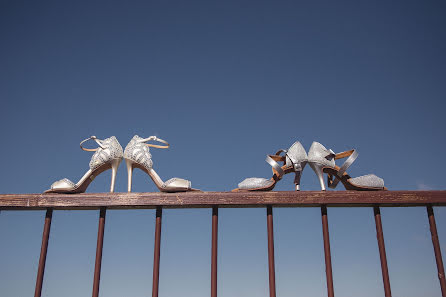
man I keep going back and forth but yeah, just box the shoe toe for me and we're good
[349,174,384,189]
[48,178,76,192]
[162,178,191,191]
[238,177,274,190]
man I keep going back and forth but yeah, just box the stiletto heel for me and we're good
[309,162,326,191]
[125,158,134,192]
[294,167,305,191]
[124,135,198,192]
[110,158,121,193]
[234,141,308,191]
[308,141,386,191]
[45,136,123,194]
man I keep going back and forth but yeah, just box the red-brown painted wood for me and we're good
[1,191,445,210]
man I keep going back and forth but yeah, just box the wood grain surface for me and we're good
[0,191,445,210]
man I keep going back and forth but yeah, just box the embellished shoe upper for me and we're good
[124,135,154,171]
[89,136,123,171]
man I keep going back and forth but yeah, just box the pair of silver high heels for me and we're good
[235,141,386,191]
[45,135,198,194]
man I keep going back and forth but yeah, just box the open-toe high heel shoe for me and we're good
[307,141,386,191]
[233,141,308,191]
[124,135,198,192]
[45,136,123,193]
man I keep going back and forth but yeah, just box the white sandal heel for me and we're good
[308,141,386,191]
[309,162,327,191]
[45,136,123,194]
[124,135,198,192]
[125,158,134,192]
[234,141,308,191]
[109,158,121,192]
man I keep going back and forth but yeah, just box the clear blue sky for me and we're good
[1,0,445,296]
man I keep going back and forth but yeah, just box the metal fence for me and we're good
[1,191,445,297]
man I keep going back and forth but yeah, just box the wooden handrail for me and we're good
[0,190,445,209]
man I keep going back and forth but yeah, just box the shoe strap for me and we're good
[275,149,302,172]
[139,136,169,149]
[275,149,288,156]
[266,155,285,179]
[328,149,358,188]
[80,136,106,152]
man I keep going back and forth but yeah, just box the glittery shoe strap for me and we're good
[328,149,358,189]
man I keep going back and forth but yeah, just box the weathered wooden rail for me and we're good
[0,191,445,297]
[1,190,446,209]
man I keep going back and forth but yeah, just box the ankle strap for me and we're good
[139,136,169,149]
[80,136,106,152]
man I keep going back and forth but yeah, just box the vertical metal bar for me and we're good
[321,205,334,297]
[92,207,106,297]
[266,206,276,297]
[427,205,446,297]
[152,206,163,297]
[34,209,53,297]
[211,207,218,297]
[374,206,392,297]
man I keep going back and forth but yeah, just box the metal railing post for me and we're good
[427,205,446,297]
[211,207,218,297]
[34,209,53,297]
[152,206,163,297]
[374,206,392,297]
[321,205,334,297]
[92,207,106,297]
[267,206,277,297]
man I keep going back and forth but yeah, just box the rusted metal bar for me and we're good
[152,206,162,297]
[427,205,446,297]
[374,206,392,297]
[266,206,276,297]
[92,207,106,297]
[211,207,218,297]
[34,209,53,297]
[321,205,334,297]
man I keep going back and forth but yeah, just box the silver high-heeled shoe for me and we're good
[233,141,308,191]
[45,136,123,193]
[307,141,386,191]
[124,135,198,192]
